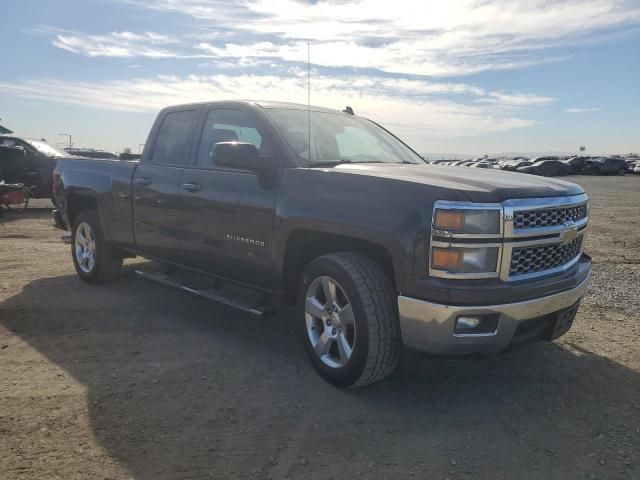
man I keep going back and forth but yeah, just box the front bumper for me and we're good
[398,272,590,355]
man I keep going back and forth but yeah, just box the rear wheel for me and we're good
[618,168,626,176]
[71,211,122,284]
[298,252,401,387]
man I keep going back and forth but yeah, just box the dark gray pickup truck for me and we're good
[53,100,591,387]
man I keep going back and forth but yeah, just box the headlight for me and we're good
[431,246,499,274]
[430,202,503,279]
[434,208,500,235]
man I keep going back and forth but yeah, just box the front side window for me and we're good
[265,108,423,166]
[151,110,197,165]
[197,109,264,167]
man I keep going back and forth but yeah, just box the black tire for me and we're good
[71,210,122,284]
[297,252,402,387]
[618,168,626,176]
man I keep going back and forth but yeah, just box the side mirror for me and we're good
[213,142,275,174]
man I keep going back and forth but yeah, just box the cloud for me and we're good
[0,73,539,147]
[481,92,556,106]
[564,107,601,113]
[49,30,195,58]
[108,0,640,76]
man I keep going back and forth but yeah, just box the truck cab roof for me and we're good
[161,100,351,116]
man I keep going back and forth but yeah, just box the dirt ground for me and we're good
[1,175,639,480]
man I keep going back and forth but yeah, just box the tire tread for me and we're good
[322,252,401,387]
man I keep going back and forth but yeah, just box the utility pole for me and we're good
[59,133,73,148]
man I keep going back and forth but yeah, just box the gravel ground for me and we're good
[0,175,639,480]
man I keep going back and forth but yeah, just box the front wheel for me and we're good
[298,253,401,387]
[618,168,627,176]
[72,211,122,284]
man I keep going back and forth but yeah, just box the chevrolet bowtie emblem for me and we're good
[560,221,578,243]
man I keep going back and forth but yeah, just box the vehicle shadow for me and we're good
[1,272,638,479]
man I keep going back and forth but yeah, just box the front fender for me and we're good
[273,218,407,287]
[271,168,451,291]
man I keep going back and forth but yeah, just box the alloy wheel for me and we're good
[74,222,96,273]
[304,276,356,368]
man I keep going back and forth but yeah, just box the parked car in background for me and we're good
[561,156,588,174]
[634,163,640,174]
[516,159,570,177]
[583,157,628,176]
[65,148,119,159]
[527,156,560,164]
[119,152,142,161]
[0,135,69,198]
[470,162,495,169]
[624,159,638,172]
[501,159,532,171]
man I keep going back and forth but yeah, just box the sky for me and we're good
[0,0,639,156]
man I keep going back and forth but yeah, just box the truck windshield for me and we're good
[265,108,424,166]
[24,139,68,158]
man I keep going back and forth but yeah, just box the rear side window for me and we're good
[151,110,197,165]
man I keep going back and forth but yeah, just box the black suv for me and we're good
[584,157,628,175]
[0,135,71,198]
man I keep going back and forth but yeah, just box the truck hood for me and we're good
[330,163,584,202]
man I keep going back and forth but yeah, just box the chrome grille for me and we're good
[513,204,587,230]
[510,236,583,277]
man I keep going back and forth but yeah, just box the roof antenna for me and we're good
[343,106,354,115]
[307,42,311,163]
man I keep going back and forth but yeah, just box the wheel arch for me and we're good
[65,191,98,227]
[59,168,113,238]
[280,228,398,304]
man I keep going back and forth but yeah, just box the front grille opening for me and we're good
[510,236,583,277]
[514,204,587,230]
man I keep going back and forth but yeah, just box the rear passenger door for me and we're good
[133,108,199,260]
[178,107,278,288]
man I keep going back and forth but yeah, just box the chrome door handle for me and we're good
[135,177,152,186]
[182,183,202,193]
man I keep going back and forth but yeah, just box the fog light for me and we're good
[456,316,481,329]
[454,314,499,335]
